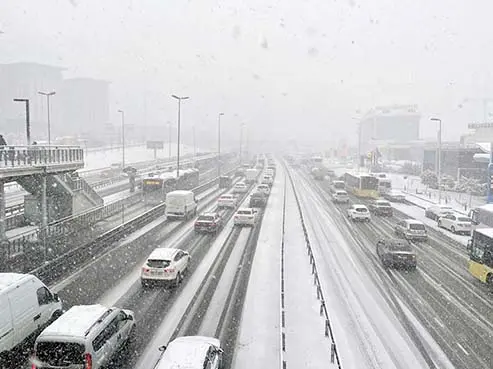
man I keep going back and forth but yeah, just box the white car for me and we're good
[217,194,238,208]
[233,182,248,193]
[332,190,349,203]
[33,305,135,369]
[153,336,223,369]
[425,205,454,221]
[234,208,257,226]
[438,213,472,235]
[347,204,371,222]
[141,248,191,288]
[256,184,270,195]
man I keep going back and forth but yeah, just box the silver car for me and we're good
[394,219,427,241]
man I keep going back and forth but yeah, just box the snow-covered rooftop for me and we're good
[40,304,110,338]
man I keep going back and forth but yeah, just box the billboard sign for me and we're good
[146,141,164,149]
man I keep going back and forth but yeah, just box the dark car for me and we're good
[368,200,393,216]
[194,212,222,233]
[219,175,233,189]
[376,238,417,269]
[249,191,267,208]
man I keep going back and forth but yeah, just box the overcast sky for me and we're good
[2,0,493,146]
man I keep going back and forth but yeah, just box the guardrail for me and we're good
[285,162,342,368]
[0,145,83,168]
[22,169,233,282]
[1,168,235,271]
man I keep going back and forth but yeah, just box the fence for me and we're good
[285,162,342,368]
[0,146,83,168]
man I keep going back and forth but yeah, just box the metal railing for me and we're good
[285,162,342,368]
[0,145,83,169]
[61,173,104,206]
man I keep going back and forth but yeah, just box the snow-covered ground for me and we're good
[291,169,453,369]
[283,180,336,368]
[232,168,283,369]
[82,143,193,171]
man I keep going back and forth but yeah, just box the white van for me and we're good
[0,273,63,356]
[245,168,258,183]
[165,190,198,220]
[32,304,135,369]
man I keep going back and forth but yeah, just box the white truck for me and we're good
[245,168,258,183]
[165,190,198,220]
[0,273,63,356]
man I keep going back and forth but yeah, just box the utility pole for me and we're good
[13,98,30,145]
[38,91,56,146]
[218,112,224,177]
[171,95,189,178]
[431,117,442,204]
[118,110,125,169]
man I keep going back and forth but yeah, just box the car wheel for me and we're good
[173,272,182,288]
[486,273,493,287]
[451,226,456,233]
[437,220,442,228]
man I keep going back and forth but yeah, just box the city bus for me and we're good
[467,228,493,286]
[469,204,493,230]
[142,172,177,205]
[344,173,379,199]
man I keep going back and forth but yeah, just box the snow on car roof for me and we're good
[156,337,218,369]
[0,273,29,291]
[353,204,367,208]
[475,228,493,239]
[405,219,424,225]
[167,190,193,196]
[148,247,180,260]
[39,304,110,339]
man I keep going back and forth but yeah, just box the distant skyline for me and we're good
[2,0,493,146]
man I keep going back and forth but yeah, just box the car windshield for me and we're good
[377,202,391,207]
[36,342,84,366]
[409,223,425,231]
[147,259,171,268]
[355,207,367,212]
[198,215,214,221]
[237,210,252,215]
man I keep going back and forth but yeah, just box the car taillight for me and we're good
[31,364,37,369]
[85,353,92,369]
[142,267,150,273]
[164,268,175,273]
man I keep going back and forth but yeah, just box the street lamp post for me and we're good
[218,112,224,177]
[171,95,189,178]
[118,110,125,169]
[239,123,246,165]
[192,125,196,159]
[13,98,30,145]
[167,122,172,160]
[431,117,442,204]
[38,91,56,146]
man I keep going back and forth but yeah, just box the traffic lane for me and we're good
[292,171,434,368]
[357,213,493,369]
[302,175,464,368]
[55,186,227,306]
[375,213,493,333]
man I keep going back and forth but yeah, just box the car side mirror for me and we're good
[159,345,167,352]
[126,314,134,321]
[53,293,60,302]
